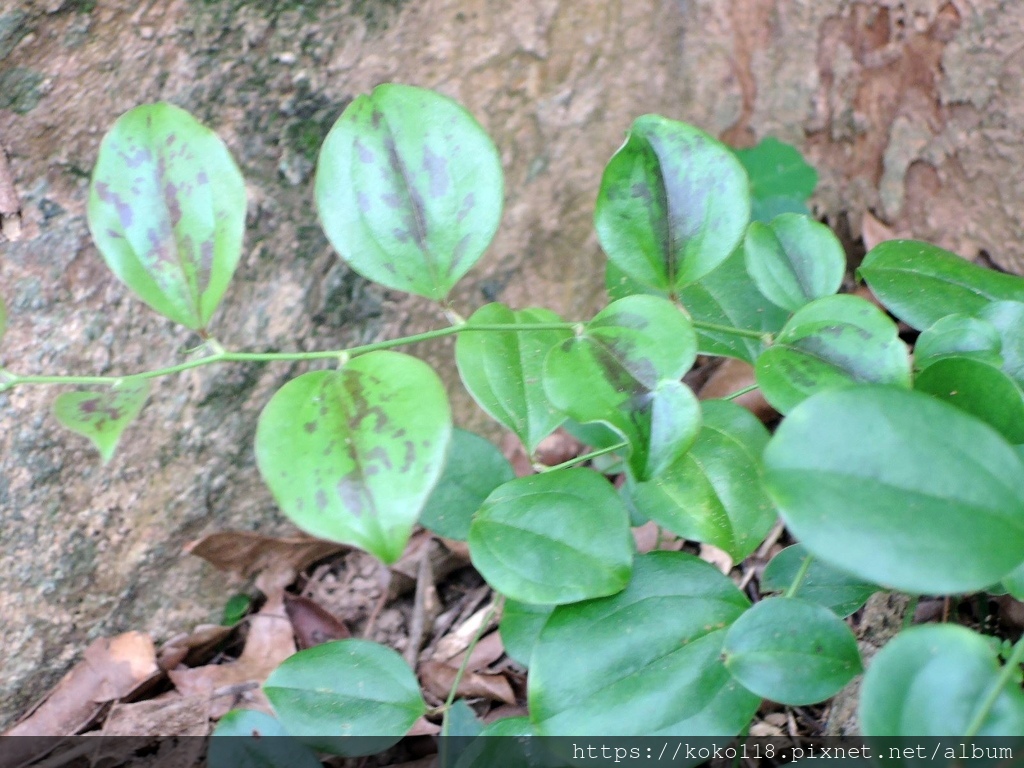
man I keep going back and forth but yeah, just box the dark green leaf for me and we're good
[264,639,426,754]
[733,137,817,203]
[755,294,911,413]
[209,710,322,768]
[626,400,775,561]
[859,240,1024,330]
[222,594,252,625]
[761,545,875,618]
[764,386,1024,594]
[500,599,555,667]
[455,303,571,454]
[468,469,633,605]
[444,699,484,738]
[595,115,750,293]
[543,295,700,479]
[420,428,515,541]
[978,300,1024,387]
[914,314,1002,371]
[743,214,845,311]
[52,379,150,464]
[255,351,451,564]
[914,357,1024,444]
[88,103,245,330]
[722,597,861,705]
[528,552,758,735]
[315,84,503,300]
[677,247,788,363]
[860,625,1024,736]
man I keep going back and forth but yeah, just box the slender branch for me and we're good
[964,634,1024,737]
[691,319,773,343]
[539,441,629,474]
[783,554,813,599]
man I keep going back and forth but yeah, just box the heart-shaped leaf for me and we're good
[500,599,555,667]
[743,214,845,312]
[733,137,817,223]
[88,103,246,330]
[860,625,1024,736]
[419,428,515,541]
[760,545,875,617]
[528,552,758,736]
[722,597,862,706]
[543,295,701,480]
[264,639,426,754]
[468,469,633,605]
[858,240,1024,331]
[595,115,750,293]
[764,386,1024,594]
[52,379,150,464]
[315,84,503,300]
[914,314,1002,371]
[255,351,451,564]
[626,400,775,561]
[915,357,1024,444]
[755,294,911,413]
[209,709,322,768]
[455,303,571,453]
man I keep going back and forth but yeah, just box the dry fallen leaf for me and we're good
[632,521,685,554]
[860,209,899,252]
[158,624,234,671]
[699,543,734,575]
[419,660,516,705]
[101,692,210,737]
[699,358,776,423]
[388,532,471,600]
[284,592,351,649]
[446,630,505,672]
[185,530,347,579]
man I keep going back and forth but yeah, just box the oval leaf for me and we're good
[264,639,426,754]
[626,400,776,561]
[419,428,514,541]
[53,379,150,464]
[722,597,862,706]
[743,214,845,312]
[315,84,503,300]
[755,294,911,414]
[499,599,555,667]
[543,295,700,479]
[528,552,758,735]
[468,469,633,605]
[88,103,245,330]
[595,115,750,293]
[455,304,571,453]
[915,357,1024,444]
[978,300,1024,387]
[914,314,1002,371]
[859,240,1024,331]
[255,351,451,564]
[764,386,1024,594]
[761,545,875,618]
[860,624,1024,736]
[209,709,323,768]
[733,137,817,222]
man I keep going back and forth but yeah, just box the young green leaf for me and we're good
[722,597,862,706]
[315,83,503,300]
[264,639,426,754]
[755,294,911,413]
[860,625,1024,736]
[978,300,1024,387]
[677,247,787,363]
[528,552,758,736]
[419,428,515,541]
[255,351,451,565]
[732,137,817,222]
[88,103,245,330]
[858,240,1024,331]
[914,314,1002,371]
[455,303,570,454]
[914,357,1024,444]
[743,214,845,312]
[764,386,1024,594]
[595,115,750,293]
[761,545,875,617]
[500,599,555,667]
[209,709,322,768]
[626,400,776,561]
[468,469,633,605]
[52,379,150,464]
[543,295,701,480]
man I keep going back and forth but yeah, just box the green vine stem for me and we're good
[723,384,759,401]
[539,441,630,474]
[783,554,814,599]
[441,596,504,737]
[963,634,1024,737]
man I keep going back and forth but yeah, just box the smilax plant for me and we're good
[3,84,1024,749]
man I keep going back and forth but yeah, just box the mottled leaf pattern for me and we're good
[88,103,246,330]
[53,379,150,464]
